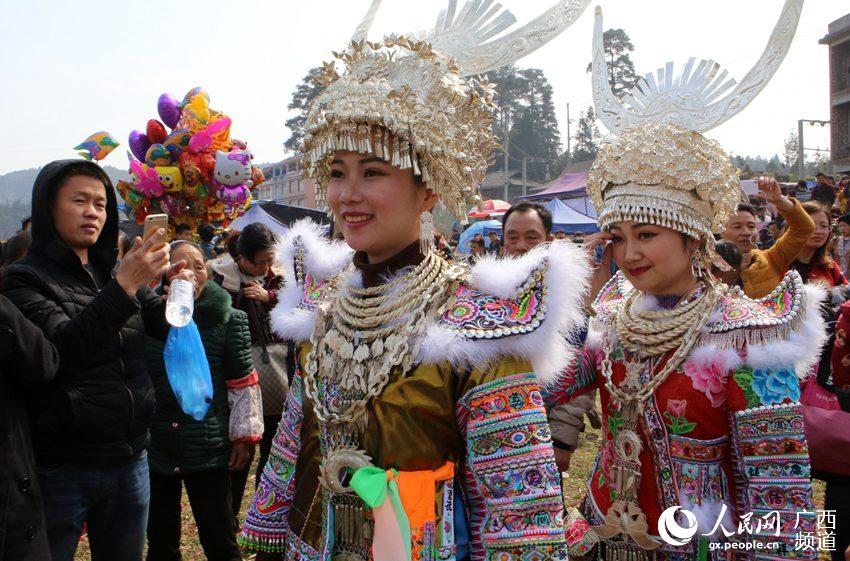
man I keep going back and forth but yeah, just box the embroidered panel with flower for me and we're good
[458,373,568,561]
[441,267,547,339]
[298,273,327,312]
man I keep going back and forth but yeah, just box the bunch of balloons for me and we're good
[116,87,265,228]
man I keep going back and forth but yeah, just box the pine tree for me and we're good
[284,67,326,152]
[572,106,600,162]
[587,28,639,99]
[485,66,562,181]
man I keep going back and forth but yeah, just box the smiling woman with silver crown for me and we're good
[239,1,594,560]
[548,2,826,560]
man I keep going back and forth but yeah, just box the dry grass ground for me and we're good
[75,403,829,560]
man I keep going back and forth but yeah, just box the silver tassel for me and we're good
[419,210,435,255]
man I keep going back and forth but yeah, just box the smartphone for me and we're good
[143,214,168,242]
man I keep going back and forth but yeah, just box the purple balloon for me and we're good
[157,93,181,129]
[128,130,151,162]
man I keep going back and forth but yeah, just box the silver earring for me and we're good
[690,251,705,279]
[419,210,435,255]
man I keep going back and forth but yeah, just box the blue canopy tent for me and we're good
[516,170,599,219]
[458,219,502,253]
[544,198,598,234]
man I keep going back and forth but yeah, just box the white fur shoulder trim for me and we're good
[417,240,592,386]
[738,282,828,376]
[588,270,828,377]
[269,219,353,342]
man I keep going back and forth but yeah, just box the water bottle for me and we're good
[166,279,194,327]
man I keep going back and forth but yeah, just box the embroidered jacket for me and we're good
[547,271,827,561]
[239,221,591,561]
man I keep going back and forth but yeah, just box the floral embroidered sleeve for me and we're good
[239,362,305,552]
[540,344,600,408]
[456,359,568,560]
[726,363,818,560]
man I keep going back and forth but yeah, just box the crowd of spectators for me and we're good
[3,165,850,560]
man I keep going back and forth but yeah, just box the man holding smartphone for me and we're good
[2,159,194,561]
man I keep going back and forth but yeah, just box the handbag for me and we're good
[244,289,289,416]
[801,330,850,477]
[251,342,289,416]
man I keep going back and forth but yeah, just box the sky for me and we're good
[0,0,845,175]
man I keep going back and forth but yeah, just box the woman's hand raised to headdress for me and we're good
[583,232,614,307]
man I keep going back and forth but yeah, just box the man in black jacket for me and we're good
[0,295,59,561]
[2,160,193,561]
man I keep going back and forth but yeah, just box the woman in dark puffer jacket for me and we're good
[145,241,262,561]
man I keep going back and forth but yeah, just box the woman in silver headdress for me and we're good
[239,2,594,560]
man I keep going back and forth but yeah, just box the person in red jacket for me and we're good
[790,201,848,288]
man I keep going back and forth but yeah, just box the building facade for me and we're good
[821,14,850,172]
[256,154,321,209]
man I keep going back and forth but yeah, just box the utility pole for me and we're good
[797,119,831,179]
[797,119,804,180]
[566,103,571,166]
[522,157,527,198]
[521,157,551,197]
[503,106,510,201]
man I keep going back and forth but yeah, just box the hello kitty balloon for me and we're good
[213,149,254,187]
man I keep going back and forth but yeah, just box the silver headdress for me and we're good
[302,0,590,222]
[588,0,803,237]
[591,0,803,135]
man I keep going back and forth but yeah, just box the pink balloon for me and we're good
[157,93,181,129]
[216,183,249,206]
[128,130,150,162]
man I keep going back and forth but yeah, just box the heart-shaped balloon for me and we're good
[146,119,168,144]
[128,130,150,162]
[157,93,181,129]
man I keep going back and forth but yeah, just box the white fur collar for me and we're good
[417,240,592,385]
[269,219,352,342]
[270,231,593,386]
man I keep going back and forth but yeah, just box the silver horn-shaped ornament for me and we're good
[350,0,591,76]
[592,0,803,134]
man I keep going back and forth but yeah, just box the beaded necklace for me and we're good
[593,281,722,551]
[300,250,463,560]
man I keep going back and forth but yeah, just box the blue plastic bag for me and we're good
[163,320,213,421]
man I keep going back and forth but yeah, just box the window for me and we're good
[288,163,296,173]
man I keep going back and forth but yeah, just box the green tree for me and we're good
[765,155,783,175]
[572,106,600,162]
[486,65,562,182]
[587,28,639,99]
[783,131,799,174]
[284,67,326,152]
